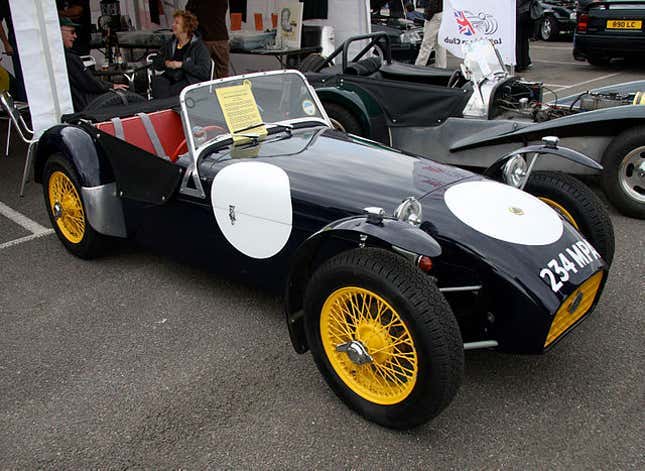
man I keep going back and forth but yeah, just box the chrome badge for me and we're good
[228,205,237,225]
[508,206,525,216]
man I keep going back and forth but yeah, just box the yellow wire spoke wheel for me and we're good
[48,170,86,244]
[539,197,580,230]
[320,286,418,405]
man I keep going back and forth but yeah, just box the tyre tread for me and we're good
[304,247,463,428]
[526,171,615,266]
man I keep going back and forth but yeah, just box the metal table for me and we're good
[230,46,322,69]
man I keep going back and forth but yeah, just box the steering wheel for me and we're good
[447,69,464,88]
[170,125,226,161]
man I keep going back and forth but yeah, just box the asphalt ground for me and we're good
[1,40,644,469]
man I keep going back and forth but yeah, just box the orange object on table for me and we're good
[230,12,242,31]
[254,13,263,31]
[271,13,278,29]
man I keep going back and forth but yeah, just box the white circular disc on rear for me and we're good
[444,180,563,245]
[211,162,292,259]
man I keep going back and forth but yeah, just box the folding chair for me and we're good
[146,52,160,99]
[0,91,37,196]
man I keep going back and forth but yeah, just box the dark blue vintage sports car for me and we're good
[10,71,611,429]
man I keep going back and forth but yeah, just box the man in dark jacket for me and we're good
[61,17,127,111]
[186,0,229,78]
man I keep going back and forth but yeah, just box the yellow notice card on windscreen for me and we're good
[215,80,267,142]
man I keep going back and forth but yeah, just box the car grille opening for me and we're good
[544,271,604,348]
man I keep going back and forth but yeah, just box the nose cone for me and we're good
[442,180,564,246]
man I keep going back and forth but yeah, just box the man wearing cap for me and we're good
[60,17,127,111]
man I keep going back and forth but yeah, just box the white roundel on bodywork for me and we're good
[444,180,563,245]
[211,161,292,259]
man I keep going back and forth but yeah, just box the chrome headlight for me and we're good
[400,30,422,44]
[502,155,528,188]
[394,197,423,226]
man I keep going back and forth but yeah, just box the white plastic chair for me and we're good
[146,52,162,99]
[80,54,97,69]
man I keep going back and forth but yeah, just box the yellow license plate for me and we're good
[606,20,642,29]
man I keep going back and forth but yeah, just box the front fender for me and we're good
[315,84,389,143]
[451,105,645,151]
[34,124,114,186]
[35,125,128,238]
[285,215,441,353]
[483,143,603,181]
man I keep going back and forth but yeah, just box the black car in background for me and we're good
[371,13,423,63]
[536,0,578,40]
[574,0,645,65]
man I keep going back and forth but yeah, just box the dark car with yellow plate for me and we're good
[574,0,645,65]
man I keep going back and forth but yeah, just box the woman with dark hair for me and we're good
[151,10,211,99]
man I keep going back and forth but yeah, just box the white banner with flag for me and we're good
[439,0,517,65]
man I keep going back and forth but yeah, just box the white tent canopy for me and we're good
[5,0,371,135]
[9,0,73,137]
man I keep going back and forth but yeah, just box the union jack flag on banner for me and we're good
[439,0,517,65]
[454,10,476,36]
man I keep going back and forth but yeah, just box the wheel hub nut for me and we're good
[53,202,63,219]
[638,161,645,179]
[336,340,373,365]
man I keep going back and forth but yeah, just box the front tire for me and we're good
[525,171,615,266]
[601,127,645,219]
[304,248,463,429]
[43,153,108,259]
[540,15,559,41]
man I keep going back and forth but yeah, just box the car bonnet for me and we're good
[204,127,476,216]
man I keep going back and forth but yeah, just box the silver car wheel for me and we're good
[619,146,645,203]
[541,18,552,40]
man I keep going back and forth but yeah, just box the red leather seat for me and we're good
[96,109,186,162]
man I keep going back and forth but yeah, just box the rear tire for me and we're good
[587,55,610,67]
[601,127,645,219]
[525,171,615,266]
[304,248,463,429]
[42,153,108,259]
[323,102,363,135]
[298,53,328,73]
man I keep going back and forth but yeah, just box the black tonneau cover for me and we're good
[342,75,472,127]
